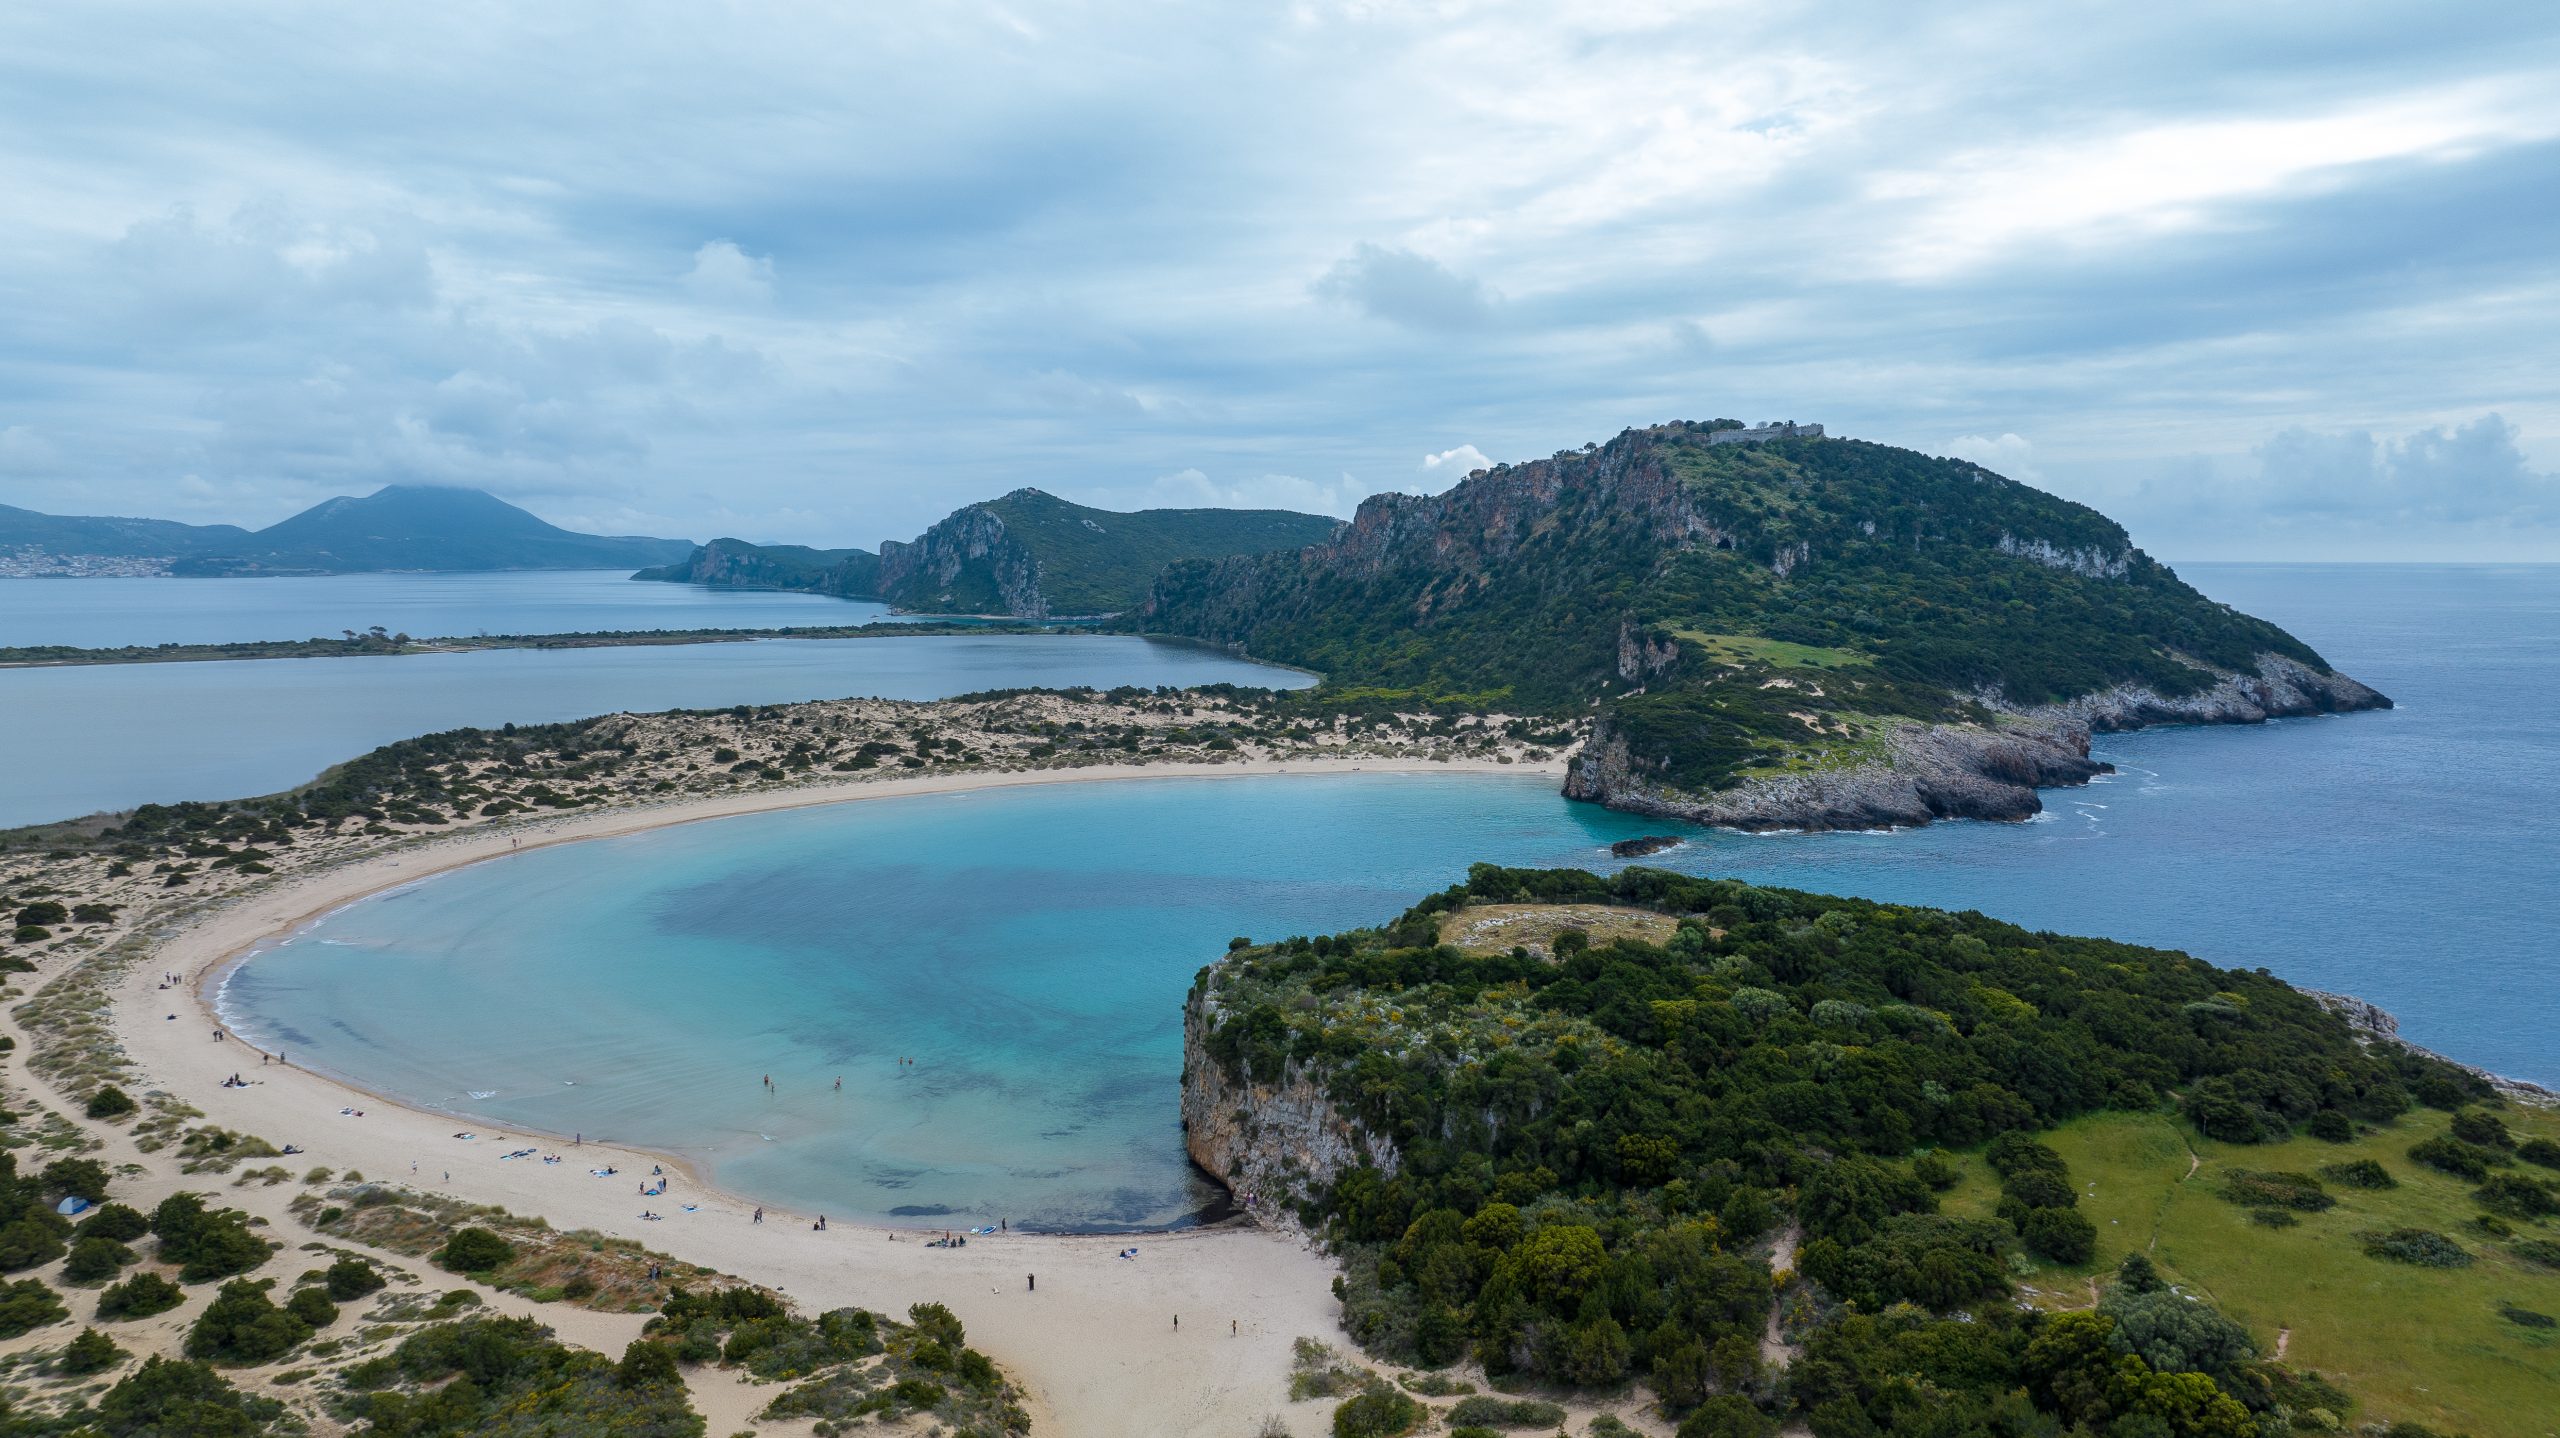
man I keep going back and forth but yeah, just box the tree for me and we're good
[78,1202,150,1243]
[41,1158,112,1203]
[63,1235,137,1284]
[184,1280,312,1365]
[2098,1286,2255,1381]
[62,1325,123,1374]
[616,1337,681,1389]
[94,1356,284,1438]
[85,1085,137,1120]
[284,1287,338,1328]
[324,1255,387,1300]
[1677,1395,1773,1438]
[97,1271,186,1320]
[2021,1207,2097,1264]
[0,1278,68,1338]
[0,1216,67,1272]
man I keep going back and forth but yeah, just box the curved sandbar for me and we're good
[112,755,1562,1438]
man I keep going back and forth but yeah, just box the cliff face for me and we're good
[1567,650,2388,832]
[1180,980,1398,1232]
[875,505,1048,617]
[2304,990,2557,1108]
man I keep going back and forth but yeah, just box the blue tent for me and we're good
[54,1196,89,1217]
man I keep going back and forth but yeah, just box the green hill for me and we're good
[1134,421,2386,828]
[0,502,252,560]
[1185,864,2536,1434]
[640,489,1340,617]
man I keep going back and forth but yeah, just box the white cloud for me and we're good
[1944,432,2041,483]
[1313,243,1495,331]
[1421,444,1492,477]
[683,240,775,306]
[1071,467,1366,518]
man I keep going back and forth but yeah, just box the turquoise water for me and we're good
[200,564,2560,1226]
[0,570,895,648]
[0,636,1308,826]
[224,774,1667,1230]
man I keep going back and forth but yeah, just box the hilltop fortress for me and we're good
[1707,419,1825,444]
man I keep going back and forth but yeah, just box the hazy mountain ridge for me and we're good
[639,488,1341,617]
[3,486,692,575]
[1132,419,2389,827]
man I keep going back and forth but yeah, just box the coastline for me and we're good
[110,754,1565,1438]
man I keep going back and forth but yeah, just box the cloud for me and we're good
[1071,467,1367,518]
[1313,243,1496,331]
[683,241,775,306]
[1421,444,1492,477]
[2252,413,2552,524]
[1944,432,2042,483]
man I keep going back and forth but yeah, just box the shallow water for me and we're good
[0,569,893,648]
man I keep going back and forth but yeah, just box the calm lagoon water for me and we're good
[0,569,895,648]
[217,564,2560,1228]
[0,637,1309,826]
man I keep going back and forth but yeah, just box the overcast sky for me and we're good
[4,2,2557,560]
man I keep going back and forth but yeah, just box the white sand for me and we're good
[109,756,1564,1437]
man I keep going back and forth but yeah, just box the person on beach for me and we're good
[752,1207,762,1224]
[1028,1274,1034,1291]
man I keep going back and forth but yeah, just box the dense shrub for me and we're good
[2519,1137,2560,1169]
[2408,1136,2501,1181]
[2020,1206,2097,1263]
[2307,1110,2355,1142]
[1333,1383,1424,1438]
[0,1277,69,1338]
[185,1279,312,1364]
[2360,1228,2472,1268]
[2449,1109,2514,1150]
[2474,1172,2560,1219]
[150,1193,271,1281]
[63,1235,137,1284]
[79,1202,151,1243]
[85,1085,138,1120]
[342,1314,700,1436]
[62,1325,123,1374]
[2318,1159,2396,1189]
[2220,1170,2333,1212]
[284,1286,338,1328]
[96,1356,284,1437]
[2513,1238,2560,1270]
[41,1158,113,1203]
[434,1225,514,1274]
[324,1255,387,1300]
[97,1271,186,1320]
[1446,1395,1567,1428]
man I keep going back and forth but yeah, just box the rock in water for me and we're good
[1610,835,1683,858]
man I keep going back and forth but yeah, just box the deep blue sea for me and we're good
[219,564,2560,1230]
[0,569,896,648]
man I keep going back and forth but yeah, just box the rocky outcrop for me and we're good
[1180,981,1398,1233]
[1569,651,2390,833]
[876,503,1050,618]
[633,537,879,596]
[2303,991,2557,1108]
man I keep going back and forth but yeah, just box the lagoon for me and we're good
[0,636,1308,825]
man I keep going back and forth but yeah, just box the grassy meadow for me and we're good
[1940,1103,2560,1437]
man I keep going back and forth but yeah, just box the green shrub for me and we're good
[1333,1384,1424,1438]
[2500,1305,2556,1329]
[1910,1152,1958,1190]
[61,1325,123,1374]
[2449,1108,2514,1150]
[62,1235,136,1284]
[2306,1110,2355,1142]
[1447,1395,1567,1428]
[2317,1159,2395,1189]
[2518,1137,2560,1170]
[324,1255,386,1300]
[2360,1228,2472,1268]
[2513,1237,2560,1270]
[2248,1208,2299,1228]
[78,1203,151,1243]
[41,1158,112,1204]
[2408,1136,2500,1181]
[435,1226,514,1274]
[2220,1170,2334,1211]
[284,1287,337,1328]
[0,1217,68,1272]
[0,1278,69,1338]
[2473,1172,2560,1219]
[889,1376,947,1410]
[185,1279,312,1364]
[97,1271,185,1320]
[96,1356,283,1436]
[2021,1206,2098,1263]
[150,1193,271,1282]
[1677,1395,1775,1438]
[84,1086,137,1120]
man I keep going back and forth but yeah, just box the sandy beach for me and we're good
[103,754,1565,1437]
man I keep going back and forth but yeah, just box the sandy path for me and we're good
[108,755,1563,1438]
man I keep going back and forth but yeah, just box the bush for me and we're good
[1677,1395,1775,1438]
[2021,1206,2097,1263]
[85,1086,137,1120]
[97,1355,285,1436]
[284,1287,338,1328]
[1333,1384,1424,1438]
[2220,1170,2333,1212]
[63,1235,137,1284]
[0,1217,68,1272]
[41,1158,112,1204]
[0,1278,69,1338]
[2473,1172,2560,1219]
[2513,1237,2560,1270]
[1446,1395,1568,1428]
[2248,1208,2299,1228]
[2307,1110,2355,1142]
[2360,1228,2472,1268]
[618,1337,681,1389]
[435,1226,514,1275]
[2500,1305,2557,1329]
[97,1271,186,1320]
[2408,1136,2500,1181]
[1986,1133,2067,1179]
[61,1325,123,1374]
[79,1203,151,1243]
[2449,1109,2514,1150]
[324,1255,386,1300]
[185,1279,312,1364]
[1910,1152,1958,1190]
[2317,1159,2396,1189]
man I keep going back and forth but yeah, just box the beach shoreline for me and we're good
[111,754,1565,1438]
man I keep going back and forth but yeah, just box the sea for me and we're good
[202,563,2560,1231]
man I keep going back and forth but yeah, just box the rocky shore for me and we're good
[1180,980,1397,1234]
[1567,651,2390,832]
[2304,990,2558,1108]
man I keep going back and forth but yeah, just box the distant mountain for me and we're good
[166,485,694,575]
[636,488,1340,617]
[0,503,251,559]
[1133,419,2388,829]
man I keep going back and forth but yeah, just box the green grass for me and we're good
[1942,1105,2560,1438]
[1668,630,1872,670]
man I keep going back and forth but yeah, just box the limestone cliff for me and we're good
[1180,976,1398,1233]
[1566,650,2387,832]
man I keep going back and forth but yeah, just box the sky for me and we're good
[3,2,2557,561]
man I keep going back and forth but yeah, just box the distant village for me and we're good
[0,546,173,578]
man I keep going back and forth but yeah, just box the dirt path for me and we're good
[1761,1225,1803,1369]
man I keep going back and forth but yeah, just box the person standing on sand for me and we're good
[1027,1274,1034,1291]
